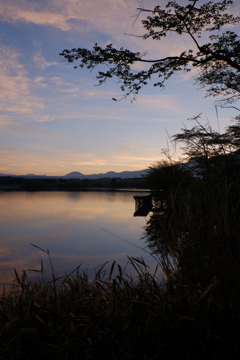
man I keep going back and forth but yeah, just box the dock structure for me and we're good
[133,194,152,216]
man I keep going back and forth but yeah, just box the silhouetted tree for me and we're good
[172,114,240,180]
[60,0,240,105]
[146,160,193,206]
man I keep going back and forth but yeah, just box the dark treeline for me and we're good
[0,176,147,190]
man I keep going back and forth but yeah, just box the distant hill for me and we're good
[0,169,148,180]
[64,170,148,179]
[64,172,85,179]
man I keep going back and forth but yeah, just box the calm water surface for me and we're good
[0,191,158,285]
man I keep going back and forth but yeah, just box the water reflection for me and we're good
[142,212,169,255]
[141,209,182,280]
[0,191,158,286]
[65,191,82,200]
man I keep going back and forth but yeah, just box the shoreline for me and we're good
[0,186,150,192]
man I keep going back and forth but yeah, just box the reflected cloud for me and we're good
[0,191,150,286]
[0,191,138,224]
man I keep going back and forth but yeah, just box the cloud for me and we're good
[0,45,70,125]
[50,77,64,86]
[0,0,161,49]
[33,76,46,86]
[0,115,15,128]
[0,0,134,32]
[33,51,58,69]
[0,1,73,31]
[57,92,187,122]
[0,144,157,176]
[0,45,45,117]
[37,115,55,122]
[1,0,217,75]
[137,94,187,114]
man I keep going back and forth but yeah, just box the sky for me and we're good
[0,0,239,176]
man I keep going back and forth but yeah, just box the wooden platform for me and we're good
[133,194,152,216]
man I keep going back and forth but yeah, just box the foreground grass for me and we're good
[1,254,240,360]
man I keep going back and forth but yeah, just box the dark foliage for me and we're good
[0,176,147,191]
[60,0,240,104]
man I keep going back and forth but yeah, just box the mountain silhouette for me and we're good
[64,170,147,179]
[0,169,148,179]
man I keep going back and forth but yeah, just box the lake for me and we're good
[0,190,160,286]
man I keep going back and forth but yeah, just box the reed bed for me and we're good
[0,248,240,359]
